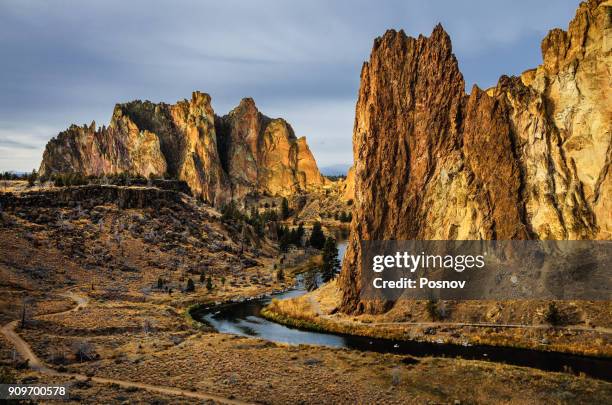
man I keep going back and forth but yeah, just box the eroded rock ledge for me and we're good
[0,185,184,210]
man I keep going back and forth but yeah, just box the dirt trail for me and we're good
[1,290,252,405]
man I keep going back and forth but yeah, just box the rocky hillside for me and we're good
[340,0,611,313]
[39,93,324,205]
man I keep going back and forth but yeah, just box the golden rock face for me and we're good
[216,98,325,199]
[340,0,611,313]
[342,166,355,201]
[39,93,324,205]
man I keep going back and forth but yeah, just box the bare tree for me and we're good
[114,229,123,255]
[20,297,32,329]
[142,319,154,335]
[72,341,96,362]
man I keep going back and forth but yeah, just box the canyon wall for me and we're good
[340,0,611,313]
[39,93,324,205]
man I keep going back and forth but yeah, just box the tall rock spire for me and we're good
[340,0,611,313]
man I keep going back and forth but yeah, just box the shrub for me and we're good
[303,271,318,291]
[544,302,562,326]
[0,366,16,384]
[426,298,445,321]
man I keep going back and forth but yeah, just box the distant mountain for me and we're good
[320,164,351,176]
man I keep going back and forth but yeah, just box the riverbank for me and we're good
[262,281,612,358]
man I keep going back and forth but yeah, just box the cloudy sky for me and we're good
[0,0,580,173]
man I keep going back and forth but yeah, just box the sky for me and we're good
[0,0,580,173]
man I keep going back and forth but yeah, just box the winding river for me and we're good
[193,241,612,382]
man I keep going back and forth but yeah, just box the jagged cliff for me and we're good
[215,98,325,198]
[340,0,611,313]
[39,93,324,204]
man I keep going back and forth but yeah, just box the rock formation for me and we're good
[340,0,611,313]
[215,98,325,198]
[40,93,324,205]
[342,166,355,201]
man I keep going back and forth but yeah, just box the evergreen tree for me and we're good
[276,268,285,282]
[276,224,287,241]
[281,197,290,219]
[279,232,291,252]
[320,237,340,282]
[157,277,163,289]
[289,228,298,246]
[295,223,305,247]
[221,201,243,222]
[185,278,195,292]
[206,276,213,291]
[27,169,37,187]
[263,209,278,223]
[247,206,265,236]
[199,272,205,283]
[309,222,325,249]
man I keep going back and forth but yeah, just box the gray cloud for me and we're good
[0,0,580,171]
[0,138,39,150]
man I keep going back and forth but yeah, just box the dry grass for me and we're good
[1,186,611,403]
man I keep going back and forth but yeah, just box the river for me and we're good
[192,240,611,381]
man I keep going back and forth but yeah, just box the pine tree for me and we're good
[281,197,290,220]
[279,232,291,252]
[27,169,37,187]
[185,278,195,292]
[309,222,325,249]
[276,268,285,282]
[206,276,213,291]
[321,237,340,282]
[295,223,305,247]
